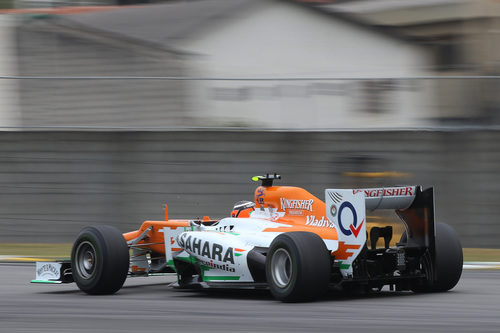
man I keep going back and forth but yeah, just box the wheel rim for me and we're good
[271,248,292,288]
[75,241,97,279]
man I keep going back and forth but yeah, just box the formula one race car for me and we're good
[32,174,463,302]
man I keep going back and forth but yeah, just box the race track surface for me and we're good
[1,263,499,333]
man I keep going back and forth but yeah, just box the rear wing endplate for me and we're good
[326,186,436,278]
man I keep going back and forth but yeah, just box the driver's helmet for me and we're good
[231,200,255,218]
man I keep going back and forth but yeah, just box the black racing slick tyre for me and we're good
[71,225,129,295]
[266,232,331,302]
[431,222,463,291]
[414,222,463,292]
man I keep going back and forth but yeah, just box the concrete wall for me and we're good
[0,16,20,127]
[0,130,498,247]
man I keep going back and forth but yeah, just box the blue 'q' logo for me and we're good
[337,201,357,236]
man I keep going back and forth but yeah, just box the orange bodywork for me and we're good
[123,219,190,255]
[123,185,339,255]
[255,186,338,242]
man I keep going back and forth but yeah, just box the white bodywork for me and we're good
[162,186,418,283]
[30,186,422,286]
[326,189,367,277]
[163,211,331,282]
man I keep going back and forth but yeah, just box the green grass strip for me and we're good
[463,248,500,262]
[0,243,72,257]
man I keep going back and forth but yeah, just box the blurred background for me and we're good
[0,0,499,248]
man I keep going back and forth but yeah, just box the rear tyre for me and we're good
[266,232,331,302]
[71,225,129,295]
[413,222,463,292]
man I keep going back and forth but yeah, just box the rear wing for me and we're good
[395,186,435,250]
[355,186,417,210]
[326,186,435,278]
[355,186,435,249]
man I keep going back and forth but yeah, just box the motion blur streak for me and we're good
[0,130,498,247]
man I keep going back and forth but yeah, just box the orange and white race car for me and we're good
[32,174,463,302]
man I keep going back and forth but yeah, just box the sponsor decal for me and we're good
[353,186,414,197]
[177,234,235,264]
[197,258,236,273]
[330,204,337,217]
[305,215,335,228]
[36,263,60,279]
[287,209,304,216]
[196,248,246,273]
[280,198,314,212]
[256,187,265,204]
[337,201,364,237]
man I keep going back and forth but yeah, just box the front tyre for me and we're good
[266,232,331,302]
[71,225,129,295]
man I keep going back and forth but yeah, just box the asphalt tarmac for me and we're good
[1,263,499,333]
